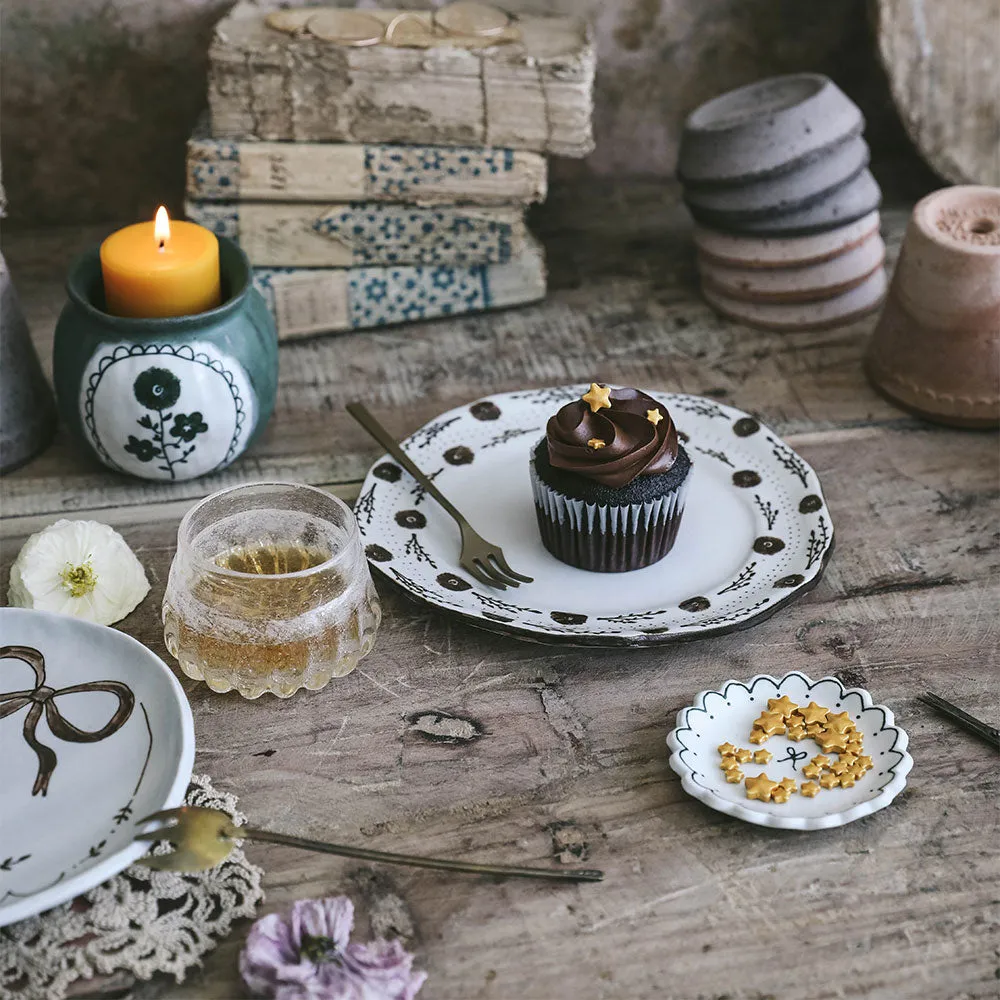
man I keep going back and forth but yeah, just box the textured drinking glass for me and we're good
[163,483,381,699]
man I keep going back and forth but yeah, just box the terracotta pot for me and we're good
[866,185,1000,428]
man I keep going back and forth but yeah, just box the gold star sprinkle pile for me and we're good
[715,696,874,804]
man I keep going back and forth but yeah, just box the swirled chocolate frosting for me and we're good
[546,386,679,488]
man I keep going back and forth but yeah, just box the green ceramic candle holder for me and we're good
[53,236,278,482]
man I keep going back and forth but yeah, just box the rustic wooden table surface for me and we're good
[2,183,998,1000]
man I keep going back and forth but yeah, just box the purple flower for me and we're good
[240,897,427,1000]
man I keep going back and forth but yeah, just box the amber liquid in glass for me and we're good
[164,538,374,698]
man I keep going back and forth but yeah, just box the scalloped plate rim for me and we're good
[665,670,913,830]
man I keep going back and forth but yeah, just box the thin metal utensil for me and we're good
[135,806,602,882]
[347,402,533,591]
[918,692,999,750]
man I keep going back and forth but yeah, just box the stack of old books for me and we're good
[186,2,595,341]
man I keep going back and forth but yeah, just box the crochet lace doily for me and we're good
[0,774,264,1000]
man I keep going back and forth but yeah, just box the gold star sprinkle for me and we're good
[831,760,850,776]
[786,725,807,741]
[720,756,739,771]
[748,728,768,744]
[771,785,792,804]
[724,768,744,783]
[754,711,787,736]
[800,781,820,798]
[646,408,663,427]
[735,748,753,763]
[816,731,849,753]
[717,742,737,756]
[767,695,798,718]
[753,749,772,765]
[581,382,612,413]
[819,772,840,789]
[779,777,797,793]
[825,711,854,733]
[855,755,873,772]
[799,702,829,725]
[802,763,821,779]
[587,438,606,450]
[806,722,825,736]
[811,755,832,769]
[839,772,857,788]
[745,773,779,802]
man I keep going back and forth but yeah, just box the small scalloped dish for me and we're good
[666,671,912,830]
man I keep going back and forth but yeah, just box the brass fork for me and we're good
[135,806,603,882]
[347,402,533,590]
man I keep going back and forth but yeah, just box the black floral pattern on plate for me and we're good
[365,544,393,562]
[444,446,474,466]
[374,462,402,482]
[437,572,472,592]
[550,611,587,625]
[733,417,760,437]
[732,470,762,488]
[395,510,427,529]
[774,574,805,588]
[799,494,823,513]
[753,536,786,555]
[470,401,501,421]
[679,596,711,612]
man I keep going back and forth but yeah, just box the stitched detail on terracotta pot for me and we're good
[871,364,999,405]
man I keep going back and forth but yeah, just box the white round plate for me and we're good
[357,385,835,645]
[666,671,912,830]
[0,608,194,927]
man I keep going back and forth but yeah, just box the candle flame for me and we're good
[154,206,171,248]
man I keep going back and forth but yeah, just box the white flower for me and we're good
[8,519,150,625]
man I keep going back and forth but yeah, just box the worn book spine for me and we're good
[186,133,548,205]
[207,3,595,156]
[253,237,546,341]
[185,200,526,268]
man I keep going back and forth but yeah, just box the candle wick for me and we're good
[158,240,166,250]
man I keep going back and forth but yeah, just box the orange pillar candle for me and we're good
[100,207,222,318]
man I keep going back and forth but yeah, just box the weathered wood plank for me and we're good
[185,199,527,268]
[208,2,595,155]
[2,419,997,999]
[187,126,548,205]
[2,186,999,1000]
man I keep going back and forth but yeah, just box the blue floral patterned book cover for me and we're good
[187,125,547,205]
[254,237,546,340]
[186,200,526,269]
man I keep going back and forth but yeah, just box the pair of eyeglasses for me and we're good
[273,3,513,48]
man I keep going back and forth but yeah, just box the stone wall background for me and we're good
[1,0,927,225]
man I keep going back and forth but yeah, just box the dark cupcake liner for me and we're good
[530,461,691,572]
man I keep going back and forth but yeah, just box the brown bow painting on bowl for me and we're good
[865,185,1000,428]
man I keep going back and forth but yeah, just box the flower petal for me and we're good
[7,520,149,625]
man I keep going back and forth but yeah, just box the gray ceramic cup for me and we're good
[678,74,863,185]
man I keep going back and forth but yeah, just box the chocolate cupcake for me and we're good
[530,384,692,572]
